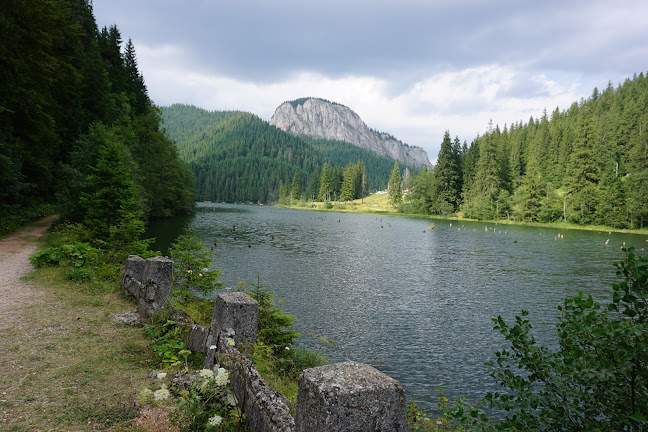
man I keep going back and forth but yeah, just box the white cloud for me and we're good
[138,44,606,163]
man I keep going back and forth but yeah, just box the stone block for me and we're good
[210,291,259,346]
[122,255,146,298]
[136,256,174,318]
[295,361,406,432]
[217,329,295,432]
[185,324,211,354]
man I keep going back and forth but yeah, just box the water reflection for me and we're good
[158,203,648,414]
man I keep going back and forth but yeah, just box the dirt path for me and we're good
[0,215,57,329]
[0,216,176,431]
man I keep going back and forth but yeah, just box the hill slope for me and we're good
[161,104,402,202]
[270,97,431,168]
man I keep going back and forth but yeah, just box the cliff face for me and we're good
[270,98,431,168]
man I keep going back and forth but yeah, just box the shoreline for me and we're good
[272,199,648,237]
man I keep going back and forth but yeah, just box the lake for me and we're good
[146,203,648,413]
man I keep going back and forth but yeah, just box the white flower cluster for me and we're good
[156,372,167,380]
[226,390,237,406]
[214,367,229,387]
[137,388,153,404]
[208,414,223,427]
[154,387,170,401]
[199,368,214,379]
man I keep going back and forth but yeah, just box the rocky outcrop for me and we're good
[270,98,431,169]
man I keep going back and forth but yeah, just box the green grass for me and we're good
[279,193,648,236]
[0,267,158,431]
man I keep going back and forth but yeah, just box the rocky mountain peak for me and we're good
[270,98,431,168]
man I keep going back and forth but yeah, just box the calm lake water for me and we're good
[147,203,648,413]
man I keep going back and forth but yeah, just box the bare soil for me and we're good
[0,216,55,330]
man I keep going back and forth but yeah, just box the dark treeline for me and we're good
[161,104,401,203]
[407,73,648,229]
[0,0,194,234]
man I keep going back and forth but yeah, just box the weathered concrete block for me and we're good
[210,291,259,346]
[122,255,146,298]
[218,329,295,432]
[185,324,211,354]
[136,256,174,318]
[295,361,406,432]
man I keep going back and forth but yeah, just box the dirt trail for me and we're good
[0,216,57,328]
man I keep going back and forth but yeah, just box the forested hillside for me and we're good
[161,104,401,203]
[408,73,648,229]
[0,0,194,234]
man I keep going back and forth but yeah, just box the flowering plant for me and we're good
[138,366,242,431]
[171,366,241,431]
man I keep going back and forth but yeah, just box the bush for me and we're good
[30,242,97,268]
[169,230,223,303]
[241,275,299,355]
[442,247,648,431]
[144,314,203,369]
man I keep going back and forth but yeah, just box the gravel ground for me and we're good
[0,216,56,331]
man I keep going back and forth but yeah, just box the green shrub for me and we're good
[441,247,648,431]
[169,230,224,303]
[241,275,299,356]
[30,242,98,268]
[145,315,203,369]
[65,267,93,281]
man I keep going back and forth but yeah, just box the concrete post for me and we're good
[204,291,259,369]
[135,256,174,318]
[295,361,406,432]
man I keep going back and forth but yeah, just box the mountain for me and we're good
[161,104,401,203]
[270,97,431,169]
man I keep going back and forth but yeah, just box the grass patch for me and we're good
[279,193,648,236]
[0,266,158,431]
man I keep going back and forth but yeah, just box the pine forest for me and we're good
[406,74,648,230]
[0,0,194,234]
[161,104,402,204]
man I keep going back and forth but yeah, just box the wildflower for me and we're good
[199,369,214,379]
[285,346,290,350]
[154,388,171,401]
[208,415,223,427]
[187,269,192,274]
[226,338,235,347]
[137,388,153,404]
[202,267,209,272]
[226,391,237,406]
[199,273,203,277]
[156,372,167,380]
[215,368,229,386]
[209,345,217,350]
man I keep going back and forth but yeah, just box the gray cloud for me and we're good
[94,0,647,83]
[92,0,648,158]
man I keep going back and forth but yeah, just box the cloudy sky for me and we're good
[92,0,648,161]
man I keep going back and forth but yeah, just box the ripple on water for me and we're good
[163,203,648,414]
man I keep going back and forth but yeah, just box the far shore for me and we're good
[272,193,648,237]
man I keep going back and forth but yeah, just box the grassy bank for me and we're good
[278,193,648,236]
[1,266,158,432]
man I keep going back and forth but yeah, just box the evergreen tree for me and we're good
[359,162,368,203]
[318,163,331,202]
[565,105,599,224]
[388,161,402,207]
[340,165,355,202]
[307,165,321,201]
[123,38,148,115]
[290,171,302,201]
[466,122,502,219]
[432,131,462,210]
[80,124,149,261]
